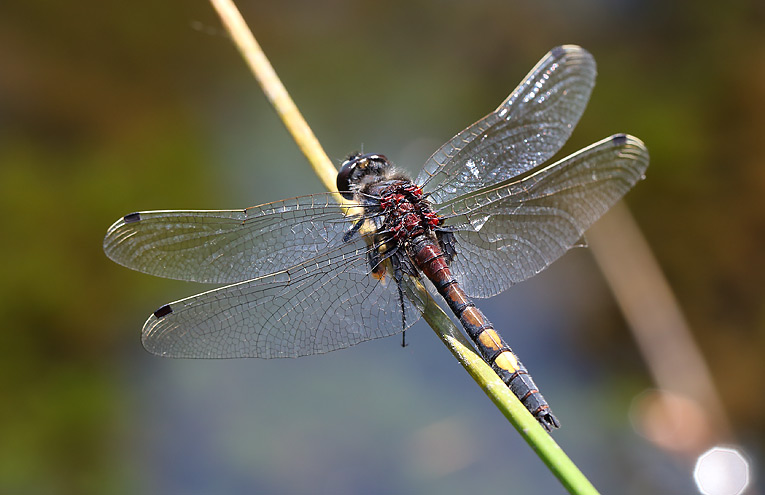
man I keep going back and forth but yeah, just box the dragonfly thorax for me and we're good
[338,152,440,246]
[378,182,440,242]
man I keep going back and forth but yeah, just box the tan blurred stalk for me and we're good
[588,202,732,453]
[208,0,339,197]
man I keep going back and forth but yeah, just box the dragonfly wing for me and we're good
[417,45,596,205]
[104,193,359,284]
[141,240,426,358]
[437,134,649,298]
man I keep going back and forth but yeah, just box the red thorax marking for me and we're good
[380,183,440,241]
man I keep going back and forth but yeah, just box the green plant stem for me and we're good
[208,1,601,493]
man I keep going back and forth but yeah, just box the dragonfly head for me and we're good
[337,153,392,199]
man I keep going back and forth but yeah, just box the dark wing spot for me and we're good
[551,45,565,58]
[153,304,173,318]
[612,133,628,145]
[124,212,141,223]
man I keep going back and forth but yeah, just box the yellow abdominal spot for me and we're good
[494,351,519,373]
[477,329,502,351]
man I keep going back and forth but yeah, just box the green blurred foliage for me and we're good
[1,0,763,493]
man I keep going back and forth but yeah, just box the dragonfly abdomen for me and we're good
[410,236,560,431]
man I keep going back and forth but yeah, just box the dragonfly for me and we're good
[104,45,648,431]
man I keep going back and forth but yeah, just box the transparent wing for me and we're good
[103,193,360,284]
[416,45,596,205]
[436,134,649,298]
[141,240,426,358]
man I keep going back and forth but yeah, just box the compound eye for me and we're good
[337,156,359,199]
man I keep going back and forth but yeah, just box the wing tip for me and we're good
[123,212,141,223]
[612,133,629,145]
[103,212,141,256]
[550,45,568,58]
[609,132,646,147]
[142,306,179,358]
[153,304,173,318]
[608,133,650,179]
[610,133,649,157]
[550,44,593,64]
[552,44,583,57]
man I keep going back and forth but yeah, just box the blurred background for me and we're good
[1,1,763,494]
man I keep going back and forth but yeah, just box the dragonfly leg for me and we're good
[390,252,410,346]
[342,217,365,243]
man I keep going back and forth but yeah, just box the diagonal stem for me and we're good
[209,0,338,198]
[208,1,600,493]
